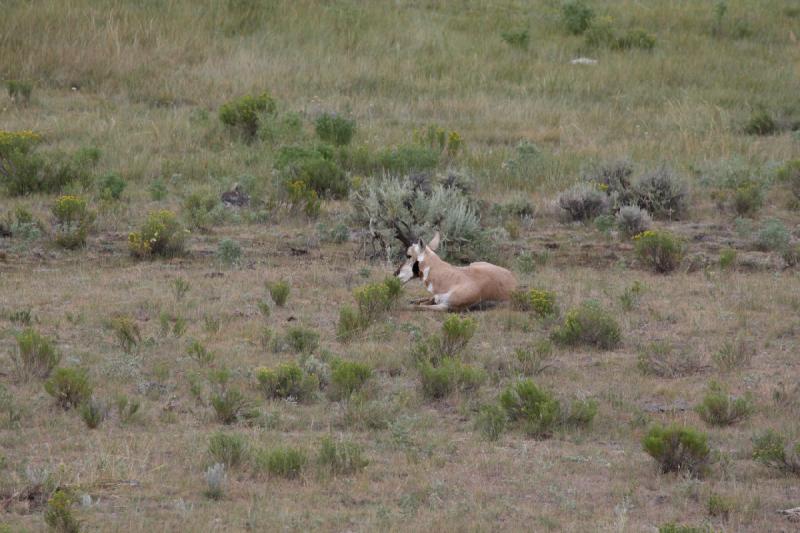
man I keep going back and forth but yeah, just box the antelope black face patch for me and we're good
[412,261,420,277]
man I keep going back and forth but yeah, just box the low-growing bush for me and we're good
[183,189,221,230]
[510,288,558,317]
[616,205,651,237]
[634,230,685,273]
[552,300,621,349]
[208,432,249,469]
[707,492,734,519]
[285,179,322,218]
[730,179,764,217]
[204,463,226,500]
[637,342,704,378]
[315,113,356,146]
[719,248,737,270]
[500,29,529,49]
[336,305,362,342]
[255,447,308,479]
[12,328,60,381]
[110,315,141,353]
[80,397,107,429]
[562,398,598,428]
[562,0,594,34]
[216,238,242,266]
[282,325,320,354]
[744,108,777,136]
[211,388,254,424]
[694,381,754,426]
[751,430,800,475]
[633,168,688,220]
[558,182,609,221]
[7,79,33,103]
[255,363,319,402]
[219,92,276,139]
[499,379,561,438]
[128,210,187,258]
[329,360,372,400]
[755,218,790,252]
[439,315,477,357]
[114,394,141,424]
[776,159,800,204]
[277,145,349,199]
[97,172,126,200]
[354,277,402,325]
[44,367,92,409]
[475,404,507,441]
[44,490,80,533]
[52,195,95,249]
[317,436,368,475]
[419,359,485,400]
[187,340,215,365]
[642,425,711,477]
[267,280,290,306]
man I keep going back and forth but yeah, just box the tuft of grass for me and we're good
[44,367,92,410]
[552,300,621,350]
[216,238,243,266]
[208,432,249,469]
[638,341,704,378]
[642,425,711,477]
[744,108,777,135]
[211,388,254,425]
[317,436,368,476]
[267,280,290,307]
[187,340,215,366]
[255,447,308,479]
[419,358,485,400]
[713,336,755,372]
[204,463,226,500]
[255,363,318,402]
[79,397,107,429]
[694,381,754,426]
[12,328,60,381]
[110,315,141,353]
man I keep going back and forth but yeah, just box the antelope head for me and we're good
[395,232,440,284]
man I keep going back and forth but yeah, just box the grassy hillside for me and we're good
[1,1,800,531]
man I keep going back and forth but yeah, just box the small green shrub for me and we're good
[475,404,507,441]
[552,300,621,349]
[110,315,141,353]
[752,430,800,475]
[44,367,92,409]
[642,425,711,477]
[583,15,616,48]
[183,189,220,230]
[52,195,95,249]
[338,395,392,431]
[187,340,215,365]
[282,326,320,354]
[277,145,349,199]
[558,182,609,221]
[204,463,226,500]
[329,360,372,400]
[172,277,190,300]
[510,289,558,317]
[114,394,140,424]
[97,172,126,200]
[419,359,485,400]
[634,230,685,273]
[128,210,187,258]
[79,397,107,429]
[707,492,734,519]
[12,328,60,380]
[255,363,318,401]
[499,379,561,438]
[336,305,362,342]
[613,28,656,50]
[208,432,249,468]
[267,280,290,306]
[616,205,651,237]
[731,179,764,217]
[561,0,594,35]
[256,447,308,479]
[216,238,242,266]
[317,436,368,476]
[633,168,688,220]
[219,92,276,139]
[44,490,80,533]
[355,278,402,323]
[776,159,800,204]
[695,381,754,426]
[500,29,529,49]
[315,113,356,146]
[440,315,477,356]
[211,388,253,424]
[7,79,33,103]
[755,218,790,252]
[744,108,776,136]
[719,248,737,270]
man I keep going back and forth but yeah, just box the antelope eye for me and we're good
[406,254,411,259]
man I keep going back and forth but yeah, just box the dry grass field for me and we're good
[2,1,800,531]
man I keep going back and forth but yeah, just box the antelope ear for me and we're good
[428,232,441,251]
[417,238,425,252]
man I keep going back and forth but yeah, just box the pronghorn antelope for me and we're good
[394,231,517,311]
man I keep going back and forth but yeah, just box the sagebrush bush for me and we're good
[329,360,372,400]
[204,463,226,500]
[128,210,187,258]
[558,182,609,221]
[255,363,318,402]
[755,218,790,252]
[219,92,276,139]
[12,328,60,381]
[694,381,754,426]
[267,280,290,306]
[255,447,308,479]
[731,179,764,217]
[317,436,368,475]
[751,430,800,475]
[562,0,594,34]
[79,397,107,429]
[634,230,685,273]
[510,288,558,317]
[562,398,598,428]
[615,205,651,237]
[97,172,126,200]
[44,367,92,409]
[475,404,507,441]
[419,359,485,400]
[52,195,95,249]
[637,341,703,378]
[315,113,355,146]
[642,425,711,477]
[338,394,393,431]
[208,432,249,468]
[499,379,561,438]
[552,300,621,349]
[44,490,80,533]
[633,168,688,220]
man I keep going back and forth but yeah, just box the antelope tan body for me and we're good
[395,232,517,311]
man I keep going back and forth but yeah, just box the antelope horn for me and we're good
[391,219,416,248]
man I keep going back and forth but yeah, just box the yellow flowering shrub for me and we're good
[511,288,558,317]
[52,195,95,249]
[128,210,187,258]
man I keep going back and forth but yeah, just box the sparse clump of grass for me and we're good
[499,379,561,438]
[204,463,226,500]
[633,168,688,220]
[419,358,485,400]
[267,280,290,306]
[637,342,704,378]
[11,328,60,381]
[52,195,95,249]
[187,340,215,365]
[317,221,349,243]
[216,238,242,266]
[336,305,362,342]
[510,288,558,317]
[329,360,372,400]
[561,0,594,35]
[713,335,755,372]
[744,108,777,136]
[255,363,318,402]
[7,79,33,103]
[317,436,368,476]
[707,492,734,519]
[719,248,737,270]
[515,340,554,376]
[642,425,711,477]
[613,28,656,50]
[315,113,355,146]
[475,404,507,441]
[219,92,276,140]
[208,432,249,469]
[694,381,754,426]
[776,159,800,206]
[44,489,80,533]
[619,280,644,311]
[128,210,187,259]
[751,430,800,475]
[338,395,393,431]
[552,300,621,350]
[114,394,140,424]
[558,182,609,221]
[633,230,685,273]
[615,205,651,237]
[172,277,190,300]
[79,397,107,429]
[110,315,140,353]
[44,367,92,410]
[97,172,126,200]
[755,218,790,252]
[255,447,308,479]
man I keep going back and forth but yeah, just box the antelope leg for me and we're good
[409,296,436,305]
